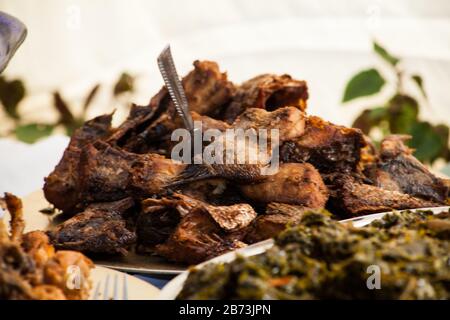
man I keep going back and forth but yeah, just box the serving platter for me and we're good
[3,189,449,276]
[159,205,450,299]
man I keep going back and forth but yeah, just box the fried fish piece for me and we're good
[137,193,256,251]
[154,207,247,264]
[223,74,308,123]
[174,107,306,185]
[233,106,305,142]
[47,198,136,255]
[106,103,163,150]
[239,163,329,207]
[245,203,312,243]
[368,135,448,203]
[280,115,366,173]
[43,114,113,214]
[191,111,231,132]
[181,60,236,117]
[328,175,442,217]
[136,201,183,248]
[174,194,257,232]
[76,141,186,206]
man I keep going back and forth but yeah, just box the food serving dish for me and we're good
[159,206,450,299]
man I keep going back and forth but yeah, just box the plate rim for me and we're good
[95,263,185,275]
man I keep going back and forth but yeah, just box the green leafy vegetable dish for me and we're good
[178,209,450,300]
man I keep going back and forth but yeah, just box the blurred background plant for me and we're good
[0,72,135,143]
[342,41,450,165]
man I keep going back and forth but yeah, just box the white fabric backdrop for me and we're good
[0,0,449,196]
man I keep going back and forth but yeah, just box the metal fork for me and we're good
[157,45,194,133]
[92,273,129,300]
[157,45,202,160]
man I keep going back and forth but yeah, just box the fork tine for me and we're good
[113,274,119,300]
[93,273,129,300]
[93,279,102,300]
[103,274,110,300]
[122,274,128,300]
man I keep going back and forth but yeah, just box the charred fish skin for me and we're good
[280,116,367,174]
[138,194,255,264]
[43,114,113,214]
[47,198,137,255]
[244,203,312,244]
[327,174,442,217]
[375,135,449,203]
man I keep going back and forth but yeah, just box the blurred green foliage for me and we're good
[0,72,135,143]
[342,41,450,164]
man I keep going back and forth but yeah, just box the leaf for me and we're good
[342,69,386,103]
[83,84,101,114]
[387,95,419,134]
[352,107,388,134]
[113,72,134,96]
[411,74,427,99]
[53,91,75,126]
[373,41,400,66]
[0,76,26,119]
[409,121,446,163]
[15,123,54,144]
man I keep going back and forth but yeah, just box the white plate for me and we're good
[159,206,450,299]
[90,266,159,300]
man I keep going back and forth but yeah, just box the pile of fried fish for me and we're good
[178,209,450,299]
[42,61,450,264]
